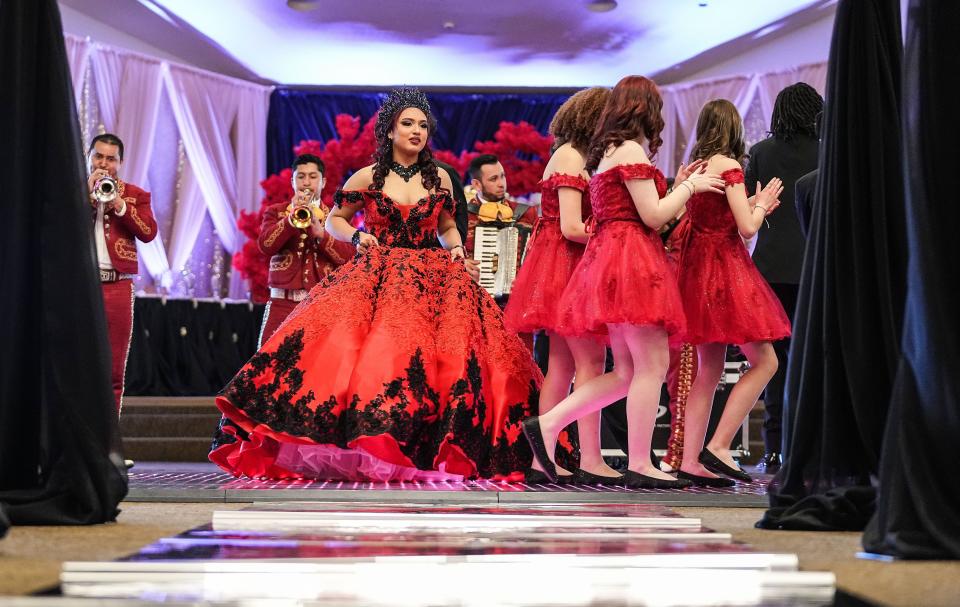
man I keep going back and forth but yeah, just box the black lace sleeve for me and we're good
[333,190,369,209]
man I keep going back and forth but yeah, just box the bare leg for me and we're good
[679,343,726,478]
[567,336,619,477]
[540,331,575,416]
[532,330,634,469]
[706,341,778,470]
[618,324,674,479]
[536,333,576,475]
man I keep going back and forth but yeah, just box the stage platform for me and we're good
[127,462,773,508]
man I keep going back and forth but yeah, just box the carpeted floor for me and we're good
[675,507,960,607]
[1,502,958,605]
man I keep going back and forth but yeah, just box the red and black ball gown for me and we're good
[210,189,577,481]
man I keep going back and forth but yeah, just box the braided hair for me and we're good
[770,82,824,141]
[370,88,442,192]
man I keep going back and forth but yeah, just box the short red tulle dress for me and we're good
[555,163,686,339]
[503,173,591,334]
[210,189,577,482]
[677,168,791,345]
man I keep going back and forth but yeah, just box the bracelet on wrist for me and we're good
[351,229,364,246]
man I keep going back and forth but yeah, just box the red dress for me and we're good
[555,164,686,339]
[677,168,791,344]
[210,190,571,481]
[503,173,591,334]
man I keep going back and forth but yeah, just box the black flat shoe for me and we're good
[677,470,735,488]
[622,470,692,490]
[522,417,557,483]
[525,468,573,485]
[699,449,753,483]
[573,468,624,486]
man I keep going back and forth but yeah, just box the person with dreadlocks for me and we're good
[209,88,565,482]
[743,82,824,473]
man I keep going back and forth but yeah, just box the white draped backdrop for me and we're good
[65,34,272,299]
[65,32,824,300]
[657,63,827,176]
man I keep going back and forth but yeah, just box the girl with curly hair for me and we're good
[503,87,622,484]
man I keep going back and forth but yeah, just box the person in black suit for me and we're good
[794,111,824,238]
[794,168,818,238]
[743,83,823,472]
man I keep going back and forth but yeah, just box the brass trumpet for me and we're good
[289,205,313,229]
[288,188,319,229]
[93,175,119,204]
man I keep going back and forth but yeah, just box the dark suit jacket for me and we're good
[435,160,468,245]
[794,168,819,238]
[744,135,819,284]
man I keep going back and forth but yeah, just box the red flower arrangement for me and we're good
[234,116,553,302]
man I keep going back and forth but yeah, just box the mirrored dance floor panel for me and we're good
[60,501,836,606]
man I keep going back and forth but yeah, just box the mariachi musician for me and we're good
[87,133,157,417]
[463,154,536,305]
[257,153,355,346]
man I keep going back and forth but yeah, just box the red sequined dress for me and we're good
[677,168,791,344]
[503,173,591,334]
[556,163,686,339]
[210,189,575,481]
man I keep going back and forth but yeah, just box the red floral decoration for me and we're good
[234,116,553,302]
[473,121,553,196]
[432,149,479,180]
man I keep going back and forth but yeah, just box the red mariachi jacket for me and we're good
[94,180,158,275]
[257,201,355,292]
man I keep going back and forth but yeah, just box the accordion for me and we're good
[473,224,520,297]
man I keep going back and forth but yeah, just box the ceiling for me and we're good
[61,0,837,87]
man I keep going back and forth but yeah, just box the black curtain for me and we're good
[267,88,571,175]
[758,0,907,531]
[124,299,266,396]
[0,0,127,524]
[862,0,960,559]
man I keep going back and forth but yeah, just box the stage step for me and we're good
[121,437,213,462]
[119,397,220,461]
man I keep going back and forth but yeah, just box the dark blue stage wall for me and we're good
[266,88,573,176]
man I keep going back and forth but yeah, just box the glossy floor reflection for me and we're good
[60,501,836,606]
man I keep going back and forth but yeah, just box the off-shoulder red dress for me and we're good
[677,168,791,345]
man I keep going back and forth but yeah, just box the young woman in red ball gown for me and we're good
[521,76,725,489]
[209,88,572,482]
[676,99,789,486]
[503,87,622,485]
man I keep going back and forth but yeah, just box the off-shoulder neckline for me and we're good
[593,163,663,178]
[338,189,450,208]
